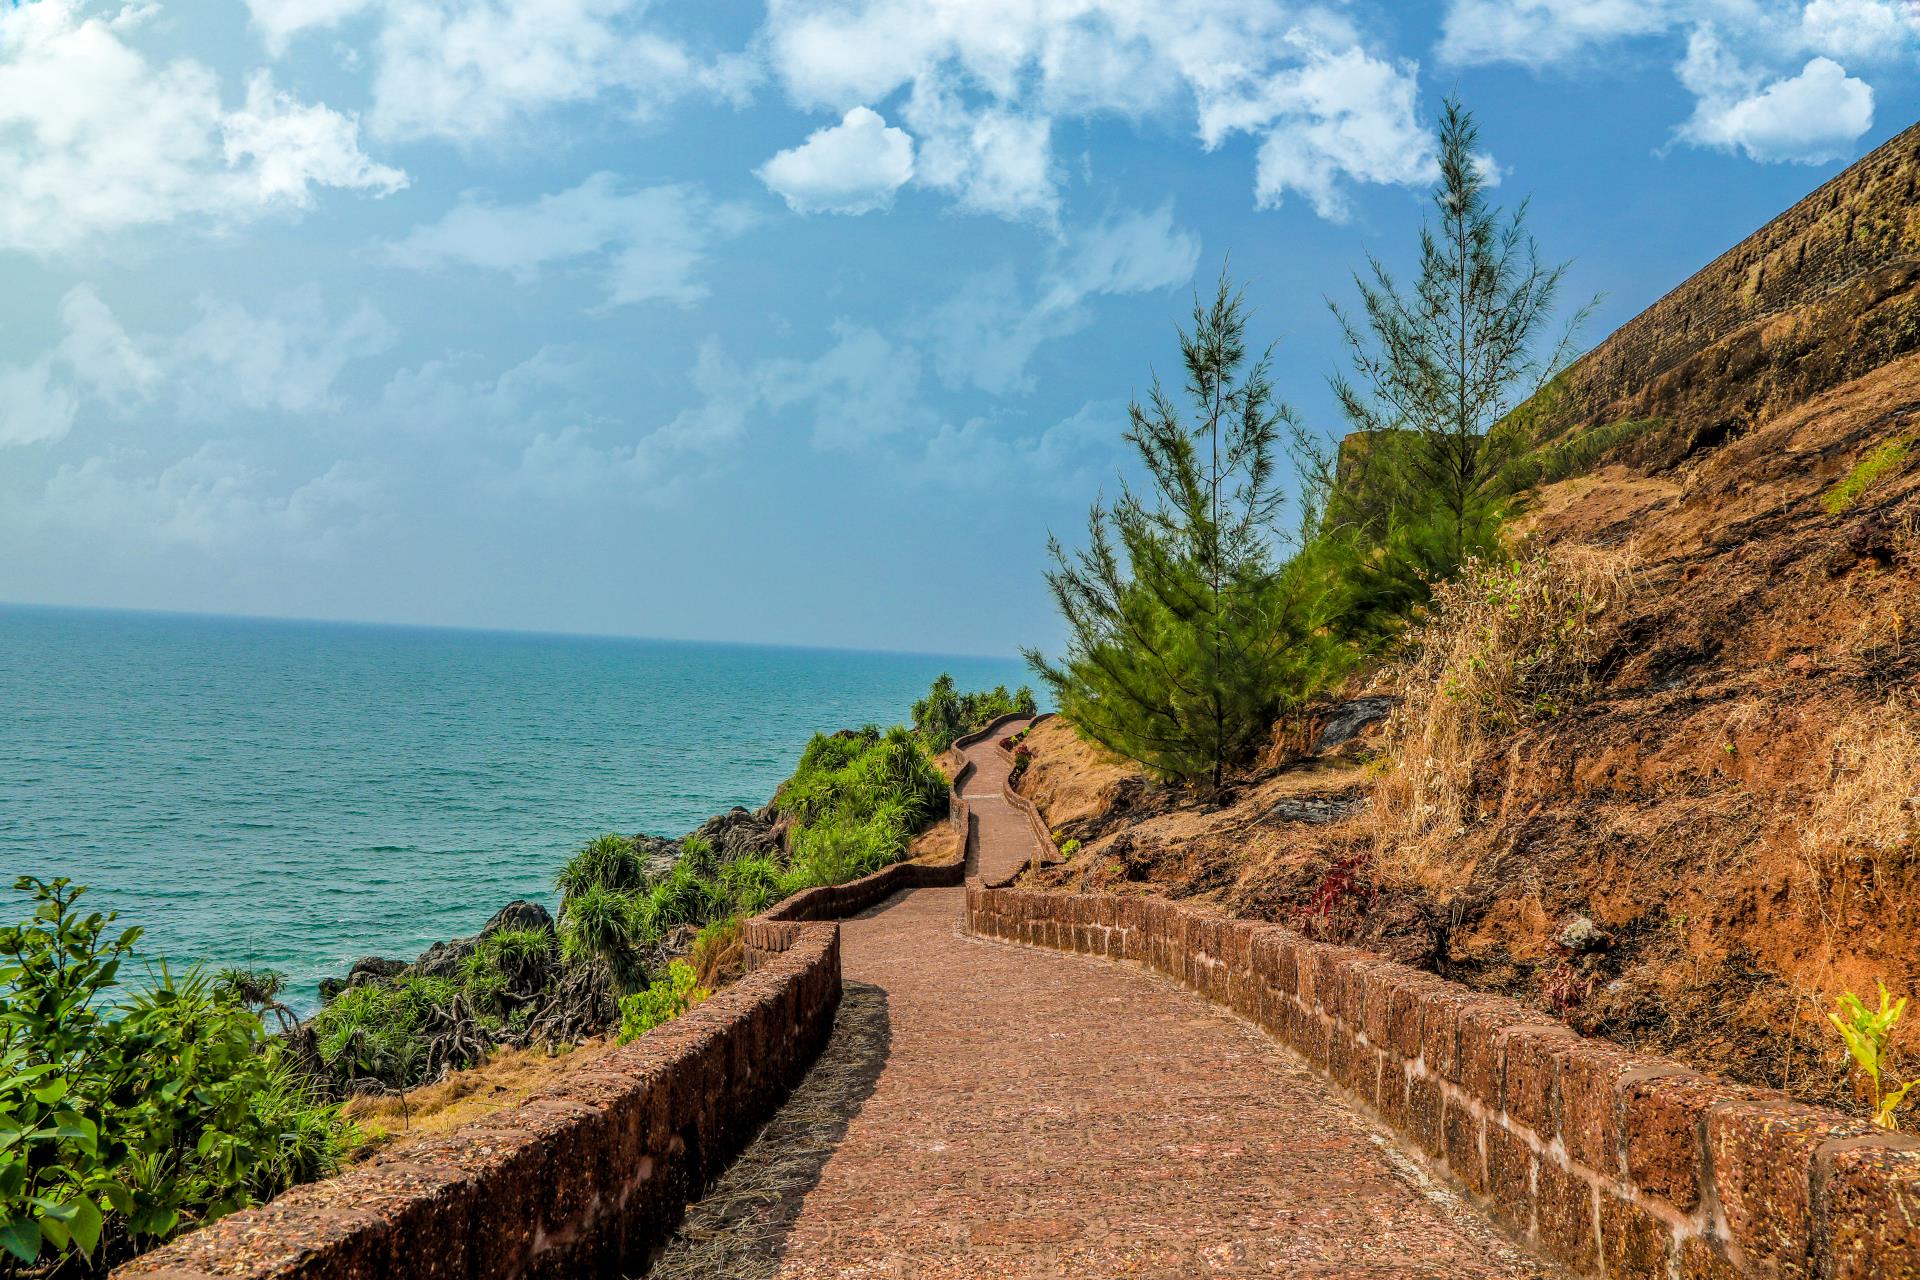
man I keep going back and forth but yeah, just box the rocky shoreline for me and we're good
[315,800,791,1003]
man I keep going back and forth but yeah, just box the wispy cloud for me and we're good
[385,174,755,308]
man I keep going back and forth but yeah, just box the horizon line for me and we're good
[0,597,1028,667]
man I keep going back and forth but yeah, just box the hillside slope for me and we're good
[1019,125,1920,1112]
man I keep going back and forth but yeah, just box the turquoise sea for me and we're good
[0,605,1030,1009]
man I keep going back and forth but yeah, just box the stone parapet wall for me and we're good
[1535,121,1920,451]
[117,922,843,1280]
[964,886,1919,1279]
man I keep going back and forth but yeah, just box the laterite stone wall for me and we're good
[965,888,1920,1278]
[1536,120,1920,452]
[117,923,843,1280]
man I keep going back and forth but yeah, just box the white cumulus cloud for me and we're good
[43,446,378,552]
[924,203,1200,393]
[0,359,80,448]
[759,0,1438,222]
[1437,0,1913,166]
[246,0,755,144]
[385,174,755,308]
[1678,33,1875,163]
[759,106,915,214]
[0,0,404,255]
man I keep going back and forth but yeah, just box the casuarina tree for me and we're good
[1319,96,1592,631]
[1026,270,1336,789]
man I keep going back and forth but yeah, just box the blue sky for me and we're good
[2,0,1916,657]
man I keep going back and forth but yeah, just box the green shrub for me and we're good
[634,864,728,946]
[1825,438,1911,514]
[308,975,459,1090]
[459,928,555,1018]
[0,877,350,1273]
[912,674,1038,751]
[555,833,646,899]
[558,883,640,973]
[616,961,709,1043]
[717,857,782,915]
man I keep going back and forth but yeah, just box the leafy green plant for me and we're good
[0,877,350,1275]
[308,975,461,1090]
[616,961,710,1043]
[555,834,646,900]
[718,857,782,915]
[459,929,555,1018]
[1829,982,1916,1129]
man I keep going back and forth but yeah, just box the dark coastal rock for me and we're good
[628,805,789,881]
[348,956,406,986]
[1314,696,1395,753]
[408,898,559,980]
[483,899,554,935]
[409,937,473,979]
[317,954,407,1002]
[691,805,786,859]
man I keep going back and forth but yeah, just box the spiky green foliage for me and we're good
[717,857,783,916]
[1313,97,1593,631]
[555,833,646,899]
[458,928,556,1018]
[307,976,462,1089]
[1025,270,1346,787]
[780,725,950,881]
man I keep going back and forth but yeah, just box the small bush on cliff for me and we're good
[1829,983,1916,1129]
[616,960,709,1043]
[0,877,350,1276]
[780,726,947,880]
[556,833,647,899]
[308,975,465,1090]
[459,928,556,1018]
[1370,546,1634,888]
[717,856,783,915]
[912,674,1038,751]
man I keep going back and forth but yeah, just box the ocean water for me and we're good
[0,605,1031,1008]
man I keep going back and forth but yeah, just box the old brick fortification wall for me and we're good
[1539,120,1920,457]
[117,922,842,1280]
[964,886,1917,1278]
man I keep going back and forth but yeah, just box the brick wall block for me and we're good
[1707,1102,1879,1279]
[1504,1023,1581,1137]
[1815,1137,1920,1280]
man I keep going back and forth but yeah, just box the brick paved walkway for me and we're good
[649,725,1558,1279]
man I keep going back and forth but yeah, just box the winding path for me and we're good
[647,724,1559,1279]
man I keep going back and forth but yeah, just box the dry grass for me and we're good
[691,918,746,991]
[1370,544,1637,893]
[1801,697,1920,930]
[343,1038,620,1156]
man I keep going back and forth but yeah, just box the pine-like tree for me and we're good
[1025,272,1340,788]
[1322,97,1591,615]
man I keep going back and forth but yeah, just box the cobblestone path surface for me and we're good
[648,724,1558,1279]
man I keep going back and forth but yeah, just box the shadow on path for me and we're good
[637,981,892,1279]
